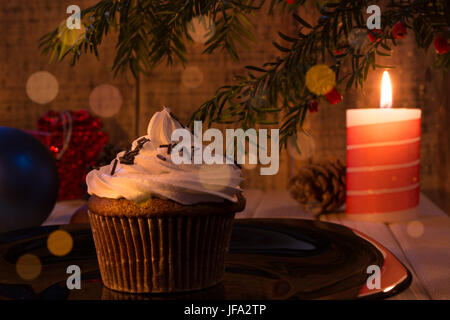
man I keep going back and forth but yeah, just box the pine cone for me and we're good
[288,160,346,215]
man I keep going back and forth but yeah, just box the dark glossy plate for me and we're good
[0,219,410,300]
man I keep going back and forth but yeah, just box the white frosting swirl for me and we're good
[86,107,243,205]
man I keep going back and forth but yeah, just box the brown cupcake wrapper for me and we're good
[88,211,235,293]
[101,283,226,300]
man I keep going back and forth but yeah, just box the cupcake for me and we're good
[86,107,245,293]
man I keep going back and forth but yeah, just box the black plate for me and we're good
[0,219,411,300]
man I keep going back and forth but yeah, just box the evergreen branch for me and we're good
[39,0,265,76]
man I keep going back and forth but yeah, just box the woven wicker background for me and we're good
[0,1,448,204]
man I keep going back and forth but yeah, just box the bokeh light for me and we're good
[16,254,42,280]
[406,220,424,238]
[181,66,204,89]
[348,28,368,50]
[26,71,59,104]
[47,229,74,256]
[89,84,123,118]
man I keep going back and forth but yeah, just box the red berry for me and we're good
[308,99,319,113]
[334,48,345,55]
[368,29,382,43]
[434,36,449,55]
[287,0,294,4]
[324,88,342,105]
[392,22,407,40]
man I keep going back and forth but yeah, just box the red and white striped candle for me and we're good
[346,71,421,222]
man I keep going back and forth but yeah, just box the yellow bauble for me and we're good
[305,64,336,96]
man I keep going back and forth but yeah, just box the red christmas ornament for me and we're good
[392,22,407,40]
[324,88,342,105]
[34,110,108,200]
[368,29,382,43]
[434,36,449,55]
[308,99,319,113]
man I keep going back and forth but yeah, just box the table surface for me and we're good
[43,190,450,300]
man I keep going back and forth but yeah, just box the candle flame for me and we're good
[380,71,392,109]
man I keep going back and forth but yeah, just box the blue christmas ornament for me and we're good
[0,127,59,233]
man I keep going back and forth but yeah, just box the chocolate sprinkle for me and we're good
[119,137,150,165]
[160,143,176,155]
[157,154,167,161]
[110,159,118,175]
